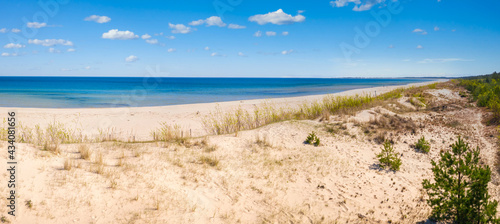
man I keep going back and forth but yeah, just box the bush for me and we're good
[376,140,401,171]
[422,136,499,223]
[305,132,320,147]
[415,136,430,153]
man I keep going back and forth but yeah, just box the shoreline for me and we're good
[0,79,448,141]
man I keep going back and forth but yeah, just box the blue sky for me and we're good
[0,0,499,77]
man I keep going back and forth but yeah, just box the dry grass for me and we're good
[198,155,219,167]
[63,158,73,171]
[79,144,91,160]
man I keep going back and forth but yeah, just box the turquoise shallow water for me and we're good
[0,77,436,108]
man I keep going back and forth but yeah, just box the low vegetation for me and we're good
[305,131,320,146]
[415,136,431,153]
[376,140,401,171]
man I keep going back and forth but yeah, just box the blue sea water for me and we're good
[0,77,437,108]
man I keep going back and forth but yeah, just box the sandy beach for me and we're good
[0,80,446,142]
[1,79,499,223]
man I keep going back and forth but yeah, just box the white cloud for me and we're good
[102,29,139,40]
[189,19,205,26]
[211,52,225,57]
[48,48,61,53]
[165,35,175,39]
[155,32,164,36]
[1,53,11,57]
[204,46,210,51]
[4,43,25,48]
[60,68,72,72]
[238,52,247,57]
[281,49,294,55]
[27,22,47,28]
[413,28,427,35]
[67,48,76,52]
[418,58,473,63]
[167,48,176,52]
[189,16,226,27]
[282,31,289,36]
[125,55,138,62]
[85,66,91,70]
[141,34,152,39]
[266,31,276,36]
[168,23,193,34]
[416,45,423,49]
[434,26,440,31]
[11,28,21,33]
[388,45,394,48]
[330,0,390,11]
[452,29,456,32]
[145,39,159,44]
[28,39,74,46]
[249,9,305,25]
[228,24,246,29]
[84,15,111,23]
[0,28,7,33]
[254,31,262,37]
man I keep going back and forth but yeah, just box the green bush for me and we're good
[415,136,430,153]
[376,140,401,171]
[422,136,499,223]
[305,132,320,147]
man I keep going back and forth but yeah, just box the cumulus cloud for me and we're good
[388,45,394,48]
[27,22,47,28]
[238,52,247,57]
[330,0,391,11]
[204,46,210,51]
[125,55,138,62]
[434,26,440,31]
[266,31,276,36]
[84,15,111,23]
[11,28,21,33]
[85,66,91,70]
[102,29,139,40]
[211,52,225,57]
[168,23,193,34]
[254,31,262,37]
[281,49,294,55]
[4,43,25,48]
[141,34,152,39]
[282,31,289,36]
[0,28,7,33]
[228,24,246,29]
[28,39,74,46]
[416,45,423,49]
[189,16,226,27]
[418,58,473,63]
[249,9,305,25]
[67,48,76,52]
[145,39,159,45]
[165,35,176,39]
[167,48,176,52]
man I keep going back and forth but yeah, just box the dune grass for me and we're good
[202,86,416,135]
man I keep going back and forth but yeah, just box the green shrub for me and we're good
[305,132,320,147]
[415,136,430,153]
[422,136,499,223]
[376,140,401,171]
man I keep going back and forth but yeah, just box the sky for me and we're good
[0,0,499,77]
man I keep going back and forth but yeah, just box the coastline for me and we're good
[0,79,447,141]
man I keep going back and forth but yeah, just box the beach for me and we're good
[0,79,445,142]
[1,79,499,223]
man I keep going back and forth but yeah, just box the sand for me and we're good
[1,79,499,223]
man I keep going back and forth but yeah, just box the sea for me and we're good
[0,77,437,108]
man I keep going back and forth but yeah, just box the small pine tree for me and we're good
[376,140,401,171]
[306,132,320,147]
[415,136,431,153]
[422,136,499,223]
